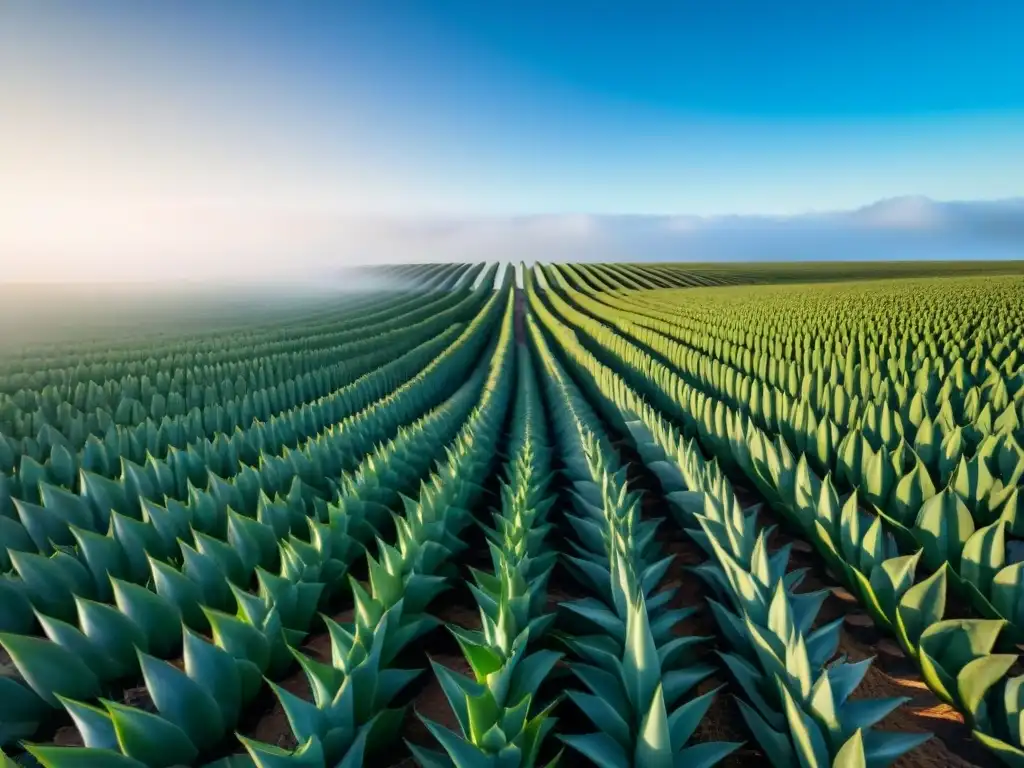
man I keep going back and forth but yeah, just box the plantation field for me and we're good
[2,260,1024,768]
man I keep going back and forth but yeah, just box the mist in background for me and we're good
[1,2,1022,283]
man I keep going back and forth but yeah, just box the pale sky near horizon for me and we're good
[2,2,1022,282]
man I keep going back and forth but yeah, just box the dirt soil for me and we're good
[624,439,763,766]
[514,287,527,343]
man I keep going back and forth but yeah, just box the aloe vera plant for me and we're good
[562,592,734,768]
[19,621,276,768]
[241,601,422,767]
[0,558,293,744]
[410,629,562,768]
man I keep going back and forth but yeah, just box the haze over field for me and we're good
[1,2,1021,282]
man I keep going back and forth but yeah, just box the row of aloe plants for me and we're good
[232,283,520,766]
[565,265,1024,538]
[2,276,492,476]
[0,263,478,394]
[527,266,935,766]
[0,291,385,388]
[561,264,1024,501]
[409,341,564,767]
[5,281,484,468]
[527,312,743,767]
[553,262,1023,466]
[567,263,739,291]
[2,318,461,547]
[594,265,1023,410]
[549,265,1024,644]
[3,311,467,534]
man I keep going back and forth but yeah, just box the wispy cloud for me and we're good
[849,196,944,229]
[1,196,1021,283]
[320,196,1024,268]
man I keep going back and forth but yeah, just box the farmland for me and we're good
[2,260,1024,768]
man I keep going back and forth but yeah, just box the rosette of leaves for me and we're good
[689,514,930,767]
[560,592,740,768]
[19,621,270,768]
[480,461,556,576]
[409,629,563,768]
[561,463,674,612]
[240,601,421,767]
[0,569,295,749]
[968,669,1024,766]
[896,618,1024,767]
[469,560,556,661]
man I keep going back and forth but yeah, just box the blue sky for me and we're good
[1,1,1022,279]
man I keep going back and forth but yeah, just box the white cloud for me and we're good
[1,196,1021,284]
[851,195,944,229]
[662,215,704,232]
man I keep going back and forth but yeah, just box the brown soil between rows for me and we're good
[514,287,527,344]
[633,450,762,767]
[655,520,765,767]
